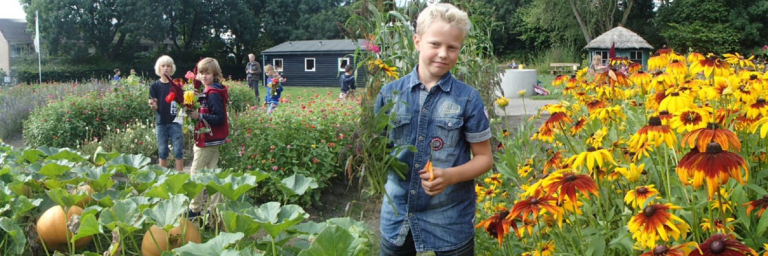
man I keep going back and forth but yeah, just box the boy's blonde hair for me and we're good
[264,64,276,77]
[154,55,176,77]
[416,3,470,38]
[196,57,223,83]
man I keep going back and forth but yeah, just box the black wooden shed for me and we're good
[261,39,368,87]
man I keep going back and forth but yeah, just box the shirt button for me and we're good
[419,136,424,140]
[410,190,416,194]
[448,122,453,127]
[422,108,427,113]
[415,163,420,168]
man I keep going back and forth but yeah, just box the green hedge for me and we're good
[24,82,256,148]
[16,64,116,84]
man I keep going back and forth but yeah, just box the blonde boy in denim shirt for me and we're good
[374,3,493,255]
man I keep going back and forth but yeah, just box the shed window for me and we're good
[338,58,350,71]
[629,51,643,64]
[305,58,316,72]
[273,58,284,71]
[593,51,608,66]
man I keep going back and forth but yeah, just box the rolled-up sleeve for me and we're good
[464,89,491,143]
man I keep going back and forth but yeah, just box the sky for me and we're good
[0,0,25,20]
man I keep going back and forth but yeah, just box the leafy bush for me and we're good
[23,83,151,148]
[23,80,256,149]
[222,80,258,113]
[219,92,359,205]
[15,64,117,84]
[0,81,118,140]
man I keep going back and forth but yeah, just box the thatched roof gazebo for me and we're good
[584,26,654,68]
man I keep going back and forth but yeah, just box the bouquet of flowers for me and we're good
[167,70,210,136]
[268,76,281,96]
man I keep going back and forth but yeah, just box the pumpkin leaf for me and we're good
[38,160,74,177]
[174,232,244,256]
[76,166,114,192]
[45,188,88,208]
[71,211,102,242]
[182,181,206,200]
[297,225,370,256]
[92,188,133,207]
[201,173,263,201]
[107,154,151,174]
[18,149,44,163]
[0,217,26,255]
[145,194,188,230]
[99,199,145,232]
[221,211,261,238]
[279,174,318,196]
[42,147,87,162]
[145,172,192,199]
[11,196,42,217]
[91,146,120,166]
[130,169,158,194]
[246,202,307,239]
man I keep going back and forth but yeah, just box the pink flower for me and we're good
[248,165,252,169]
[272,166,278,171]
[764,45,767,52]
[287,145,292,148]
[364,41,381,54]
[312,158,319,164]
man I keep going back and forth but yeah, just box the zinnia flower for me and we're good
[689,233,758,256]
[183,90,196,107]
[744,194,768,218]
[165,92,176,103]
[475,210,519,246]
[628,203,689,249]
[676,142,749,199]
[625,185,659,209]
[639,243,698,256]
[542,170,599,205]
[681,123,740,152]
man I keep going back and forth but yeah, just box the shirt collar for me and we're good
[406,65,453,92]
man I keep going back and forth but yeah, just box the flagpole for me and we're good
[36,11,42,84]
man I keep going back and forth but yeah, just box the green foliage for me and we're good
[0,144,373,255]
[225,81,259,113]
[79,120,161,162]
[218,93,357,205]
[15,64,116,84]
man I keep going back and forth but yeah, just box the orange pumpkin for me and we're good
[73,185,95,207]
[141,218,202,256]
[36,205,93,252]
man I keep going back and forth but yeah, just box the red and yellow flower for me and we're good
[628,203,689,249]
[689,233,757,256]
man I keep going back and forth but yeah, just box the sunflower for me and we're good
[669,107,711,133]
[615,163,646,183]
[553,75,569,87]
[690,55,731,78]
[648,53,668,71]
[570,117,588,135]
[628,203,690,249]
[744,194,768,218]
[475,210,519,246]
[689,233,758,256]
[543,151,564,175]
[484,173,503,186]
[640,243,698,256]
[666,59,688,77]
[533,241,556,256]
[746,98,768,119]
[681,122,740,153]
[625,185,659,209]
[676,142,749,199]
[631,71,653,88]
[688,52,705,64]
[507,188,563,222]
[659,92,693,114]
[723,52,756,70]
[567,147,617,172]
[542,170,599,205]
[628,116,677,150]
[700,218,735,234]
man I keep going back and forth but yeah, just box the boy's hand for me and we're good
[187,109,199,120]
[419,167,452,196]
[148,98,158,111]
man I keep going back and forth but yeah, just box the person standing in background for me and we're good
[246,54,262,101]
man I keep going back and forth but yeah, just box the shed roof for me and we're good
[0,19,33,44]
[262,39,368,54]
[584,26,653,50]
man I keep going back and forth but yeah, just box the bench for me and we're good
[549,63,580,76]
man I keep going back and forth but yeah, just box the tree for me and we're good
[655,0,742,53]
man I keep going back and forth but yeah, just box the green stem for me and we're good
[128,231,140,255]
[716,187,727,231]
[571,202,586,255]
[271,237,278,256]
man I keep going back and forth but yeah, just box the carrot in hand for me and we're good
[425,160,434,182]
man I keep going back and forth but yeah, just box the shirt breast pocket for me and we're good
[389,114,412,145]
[434,117,463,148]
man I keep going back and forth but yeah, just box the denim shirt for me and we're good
[374,67,491,252]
